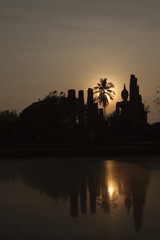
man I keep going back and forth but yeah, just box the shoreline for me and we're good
[0,142,159,158]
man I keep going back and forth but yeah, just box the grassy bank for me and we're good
[0,143,159,158]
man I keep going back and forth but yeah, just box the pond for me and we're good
[0,157,160,240]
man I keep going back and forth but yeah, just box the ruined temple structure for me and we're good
[67,74,148,142]
[116,74,147,128]
[67,88,99,130]
[68,89,77,129]
[78,90,85,129]
[86,88,98,128]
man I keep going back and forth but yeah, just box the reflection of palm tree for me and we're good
[97,184,118,213]
[94,78,115,113]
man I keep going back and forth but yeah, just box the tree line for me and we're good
[0,79,159,144]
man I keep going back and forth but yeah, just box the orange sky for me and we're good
[0,0,160,123]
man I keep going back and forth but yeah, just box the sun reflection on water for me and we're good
[96,162,120,213]
[108,185,114,197]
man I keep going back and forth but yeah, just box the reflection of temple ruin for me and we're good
[0,160,150,231]
[116,74,147,128]
[117,164,150,231]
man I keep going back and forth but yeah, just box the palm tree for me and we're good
[154,85,160,117]
[94,78,115,113]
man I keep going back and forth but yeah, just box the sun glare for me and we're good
[108,185,114,197]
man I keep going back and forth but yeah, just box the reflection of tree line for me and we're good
[0,160,150,231]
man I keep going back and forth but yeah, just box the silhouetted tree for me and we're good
[0,110,18,144]
[18,91,69,143]
[154,85,160,119]
[94,78,115,113]
[0,110,17,121]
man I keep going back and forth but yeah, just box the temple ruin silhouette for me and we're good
[67,74,148,142]
[0,74,153,144]
[115,74,147,128]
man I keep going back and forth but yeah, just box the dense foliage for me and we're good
[18,91,70,143]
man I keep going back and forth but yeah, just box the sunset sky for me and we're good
[1,0,160,123]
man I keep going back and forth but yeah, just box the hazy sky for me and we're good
[1,0,160,123]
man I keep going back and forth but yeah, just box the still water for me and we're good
[0,157,160,240]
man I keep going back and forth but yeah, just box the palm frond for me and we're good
[94,90,100,94]
[107,82,115,88]
[93,86,99,90]
[93,78,115,109]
